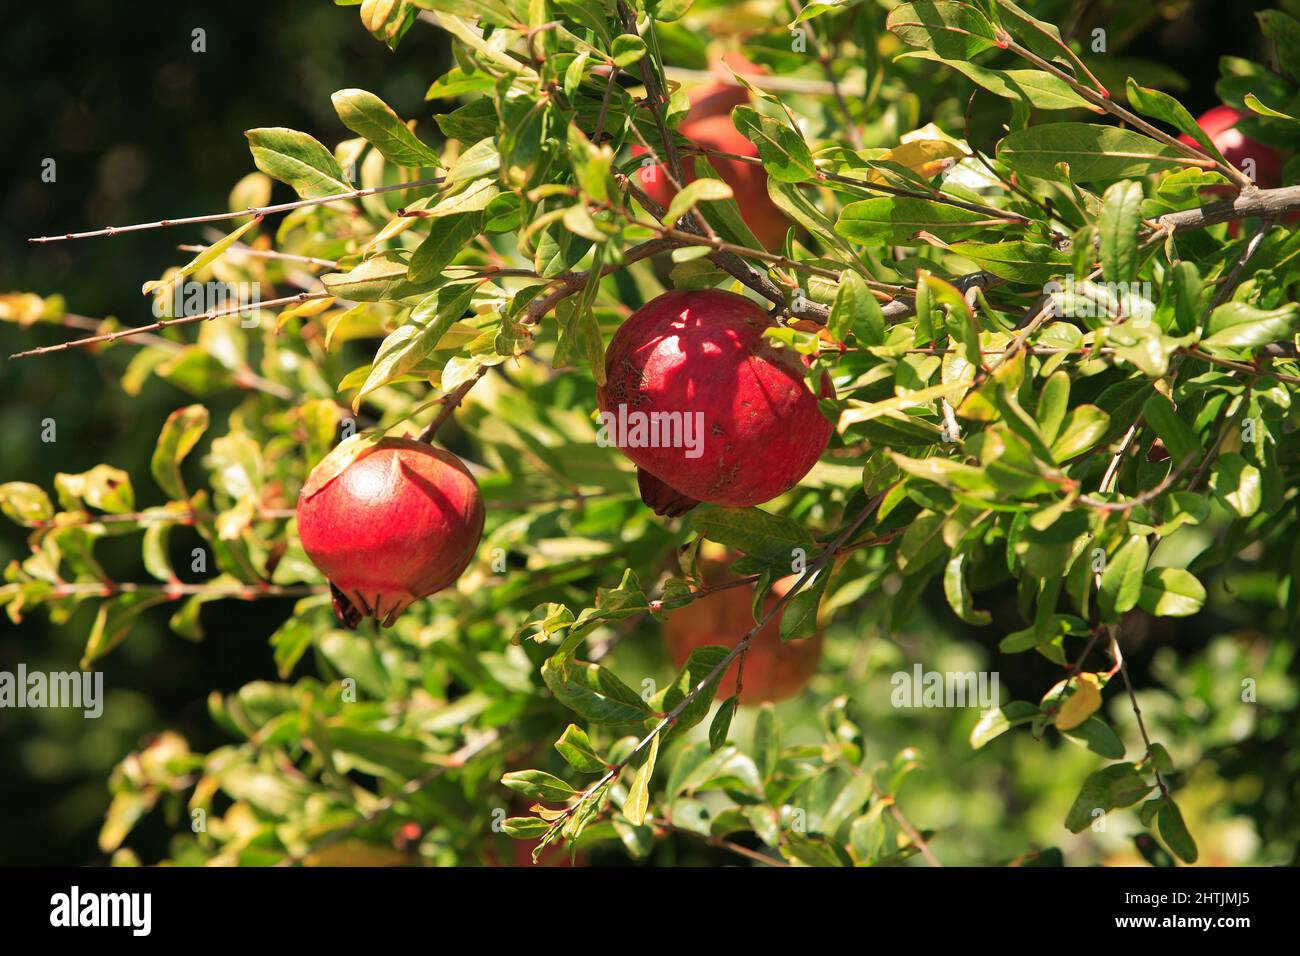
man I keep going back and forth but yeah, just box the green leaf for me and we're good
[1035,371,1070,446]
[142,217,262,296]
[731,106,817,183]
[753,703,780,780]
[655,645,731,737]
[501,769,577,802]
[408,211,483,282]
[886,1,1000,60]
[245,128,350,199]
[1168,261,1204,336]
[542,657,654,724]
[428,177,500,217]
[997,124,1190,182]
[352,282,476,408]
[331,89,441,168]
[83,592,171,667]
[610,33,647,68]
[1201,302,1300,350]
[664,178,734,225]
[55,464,135,514]
[1139,567,1206,617]
[502,816,551,838]
[690,507,816,565]
[151,405,209,501]
[944,552,992,625]
[0,482,54,527]
[946,241,1069,284]
[1258,10,1300,80]
[970,700,1038,749]
[896,51,1096,111]
[828,271,884,345]
[622,732,659,826]
[1049,405,1109,461]
[1209,453,1261,518]
[779,569,827,641]
[1061,716,1127,759]
[1243,91,1300,125]
[1099,535,1149,623]
[555,724,607,774]
[1065,763,1154,832]
[1157,798,1199,863]
[836,196,1002,244]
[1125,78,1228,167]
[322,254,441,302]
[1098,181,1143,285]
[709,696,738,751]
[1141,394,1200,463]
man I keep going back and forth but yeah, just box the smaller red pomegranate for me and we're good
[632,81,791,251]
[297,436,484,628]
[1179,105,1283,188]
[597,289,832,515]
[663,556,822,705]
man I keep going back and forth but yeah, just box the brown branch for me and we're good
[10,291,331,359]
[29,177,444,243]
[45,581,324,599]
[177,243,339,270]
[995,31,1252,190]
[885,799,942,867]
[651,818,791,867]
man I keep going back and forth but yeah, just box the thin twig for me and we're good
[885,800,942,867]
[29,178,444,243]
[9,292,331,358]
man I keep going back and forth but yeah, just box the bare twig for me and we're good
[9,291,331,359]
[29,178,444,243]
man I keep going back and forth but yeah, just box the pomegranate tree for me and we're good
[597,289,832,515]
[296,437,484,628]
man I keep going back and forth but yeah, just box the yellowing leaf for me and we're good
[1055,673,1102,731]
[870,139,967,182]
[142,216,262,296]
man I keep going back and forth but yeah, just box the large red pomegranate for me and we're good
[663,557,822,705]
[632,83,791,251]
[597,289,832,515]
[1179,105,1283,188]
[297,436,484,628]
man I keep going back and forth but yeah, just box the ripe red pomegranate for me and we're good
[632,83,791,251]
[597,289,832,515]
[297,437,484,628]
[1179,105,1283,188]
[663,557,822,704]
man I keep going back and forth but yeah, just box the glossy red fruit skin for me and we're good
[632,84,791,251]
[663,568,821,705]
[597,289,833,508]
[297,437,484,627]
[1179,106,1283,187]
